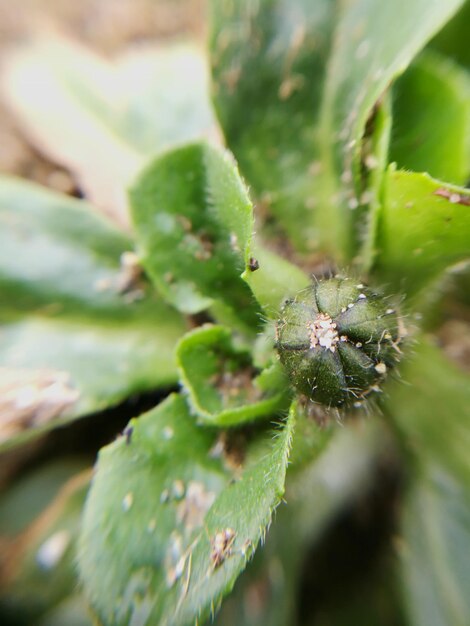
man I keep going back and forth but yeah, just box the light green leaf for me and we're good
[177,325,290,426]
[2,37,217,227]
[390,50,470,185]
[78,394,294,626]
[385,336,470,488]
[241,242,309,319]
[210,0,465,261]
[400,464,470,626]
[374,168,470,302]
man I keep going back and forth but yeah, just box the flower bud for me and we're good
[276,277,402,407]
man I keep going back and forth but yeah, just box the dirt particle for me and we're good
[36,530,70,570]
[172,480,185,500]
[229,232,240,253]
[434,188,470,206]
[123,425,133,445]
[177,481,215,532]
[0,368,79,444]
[374,362,387,375]
[117,251,145,298]
[211,528,236,569]
[364,154,378,169]
[348,197,359,210]
[278,74,304,100]
[165,532,186,587]
[162,426,174,440]
[356,40,370,59]
[122,492,134,511]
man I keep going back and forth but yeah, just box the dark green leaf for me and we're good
[177,325,290,426]
[210,0,335,253]
[210,0,465,261]
[78,394,294,626]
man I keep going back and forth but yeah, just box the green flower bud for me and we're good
[276,277,402,408]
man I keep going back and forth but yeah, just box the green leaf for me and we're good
[210,492,304,626]
[374,168,470,302]
[390,50,470,185]
[130,141,262,329]
[177,325,290,426]
[385,336,470,488]
[0,177,187,449]
[210,0,465,260]
[210,0,335,253]
[241,243,309,318]
[0,315,183,450]
[78,394,294,626]
[0,175,146,319]
[400,464,470,626]
[3,37,217,227]
[430,0,470,71]
[316,0,466,256]
[0,470,91,623]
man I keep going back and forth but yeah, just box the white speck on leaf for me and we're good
[36,530,70,570]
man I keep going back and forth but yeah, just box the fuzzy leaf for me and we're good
[2,37,217,227]
[210,0,465,260]
[0,177,186,449]
[78,394,294,626]
[400,464,470,626]
[177,325,290,426]
[374,168,470,302]
[130,142,257,326]
[390,50,470,185]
